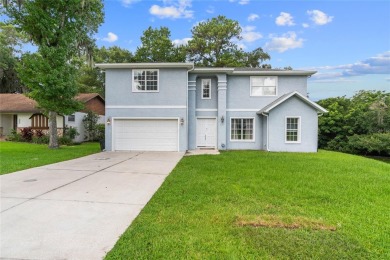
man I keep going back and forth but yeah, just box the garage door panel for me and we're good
[114,119,178,151]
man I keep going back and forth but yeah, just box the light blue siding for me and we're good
[267,96,318,152]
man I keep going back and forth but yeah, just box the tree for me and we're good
[134,26,186,62]
[0,22,26,93]
[187,16,270,67]
[3,0,104,148]
[78,46,133,96]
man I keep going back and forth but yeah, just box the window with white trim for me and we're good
[68,114,75,122]
[132,69,158,92]
[286,117,300,142]
[250,76,277,96]
[202,79,211,99]
[231,118,254,141]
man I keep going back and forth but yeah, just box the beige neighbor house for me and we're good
[0,93,105,142]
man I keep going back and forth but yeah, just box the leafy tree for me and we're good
[0,22,26,93]
[78,46,133,96]
[82,111,100,141]
[187,16,270,67]
[134,26,186,62]
[317,90,390,154]
[3,0,104,148]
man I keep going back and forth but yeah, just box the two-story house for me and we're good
[96,63,327,152]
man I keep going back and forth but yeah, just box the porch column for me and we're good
[217,74,227,150]
[188,74,197,150]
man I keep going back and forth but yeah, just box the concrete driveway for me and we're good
[0,151,183,259]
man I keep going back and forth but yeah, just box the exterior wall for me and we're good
[226,111,263,150]
[15,113,63,128]
[195,76,218,110]
[0,114,13,136]
[84,98,105,115]
[227,75,308,110]
[105,67,188,152]
[65,112,105,143]
[267,96,318,152]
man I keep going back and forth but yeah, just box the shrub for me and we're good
[346,133,390,156]
[83,111,100,141]
[32,135,49,144]
[96,124,105,140]
[6,129,22,142]
[20,127,34,142]
[35,129,45,138]
[59,136,73,146]
[64,126,79,140]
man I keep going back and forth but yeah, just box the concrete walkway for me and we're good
[0,151,183,260]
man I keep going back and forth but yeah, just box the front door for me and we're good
[196,118,217,148]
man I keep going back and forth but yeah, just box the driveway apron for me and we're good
[0,151,183,260]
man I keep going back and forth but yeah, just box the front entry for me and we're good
[196,118,217,148]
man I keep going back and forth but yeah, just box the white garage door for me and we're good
[114,119,178,151]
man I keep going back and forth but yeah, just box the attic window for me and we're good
[250,76,277,96]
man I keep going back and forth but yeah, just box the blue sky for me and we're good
[2,0,389,100]
[95,0,389,100]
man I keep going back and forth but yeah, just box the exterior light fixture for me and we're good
[180,118,184,125]
[221,115,224,123]
[106,117,111,125]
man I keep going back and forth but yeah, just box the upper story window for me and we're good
[132,69,159,92]
[250,76,277,96]
[202,79,211,99]
[285,117,300,143]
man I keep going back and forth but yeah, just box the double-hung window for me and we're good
[286,117,300,143]
[132,69,158,92]
[250,76,277,96]
[202,79,211,99]
[231,118,254,141]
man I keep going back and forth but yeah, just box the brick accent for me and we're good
[83,97,105,115]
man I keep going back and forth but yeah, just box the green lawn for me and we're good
[0,141,100,175]
[106,150,390,259]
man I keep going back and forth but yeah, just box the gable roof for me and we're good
[257,91,328,114]
[0,93,105,113]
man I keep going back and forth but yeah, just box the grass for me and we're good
[0,141,100,175]
[106,150,390,259]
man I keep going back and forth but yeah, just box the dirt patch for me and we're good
[236,214,336,231]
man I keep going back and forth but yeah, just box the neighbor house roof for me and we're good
[257,91,328,114]
[0,93,105,113]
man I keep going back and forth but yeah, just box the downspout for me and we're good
[261,112,270,151]
[186,64,195,151]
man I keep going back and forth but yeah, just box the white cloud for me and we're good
[241,26,262,42]
[229,0,250,5]
[307,10,333,25]
[307,51,390,80]
[206,6,214,14]
[302,23,309,28]
[264,32,303,53]
[121,0,141,7]
[102,32,118,43]
[248,13,259,22]
[172,37,192,46]
[275,12,295,26]
[237,43,247,50]
[149,0,193,19]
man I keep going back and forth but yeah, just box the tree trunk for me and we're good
[48,111,59,149]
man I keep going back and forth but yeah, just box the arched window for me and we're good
[30,113,49,129]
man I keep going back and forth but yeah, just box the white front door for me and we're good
[196,118,217,148]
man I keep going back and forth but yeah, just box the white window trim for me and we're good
[250,76,278,97]
[285,116,301,143]
[201,79,211,99]
[132,69,159,93]
[230,117,255,142]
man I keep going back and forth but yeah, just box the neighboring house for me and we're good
[64,93,105,142]
[0,93,105,142]
[96,63,327,152]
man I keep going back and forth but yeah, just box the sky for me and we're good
[2,0,389,100]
